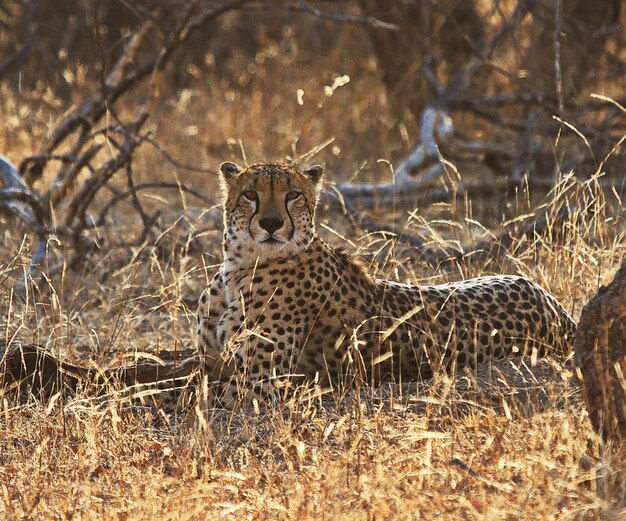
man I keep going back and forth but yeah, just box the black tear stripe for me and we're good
[247,196,258,241]
[286,204,296,241]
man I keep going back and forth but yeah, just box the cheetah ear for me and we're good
[304,164,324,184]
[219,161,242,181]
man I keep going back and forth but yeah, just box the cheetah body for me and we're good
[197,163,576,404]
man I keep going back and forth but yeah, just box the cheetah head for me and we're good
[219,162,324,266]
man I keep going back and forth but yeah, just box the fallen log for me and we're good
[0,341,200,403]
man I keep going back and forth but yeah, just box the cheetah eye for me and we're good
[286,191,302,201]
[242,190,257,202]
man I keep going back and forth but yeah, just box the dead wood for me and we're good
[575,258,626,442]
[326,175,581,269]
[0,1,250,297]
[0,341,199,403]
[364,0,624,191]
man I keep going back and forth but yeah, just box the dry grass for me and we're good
[1,13,626,520]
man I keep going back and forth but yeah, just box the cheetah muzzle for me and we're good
[196,162,576,407]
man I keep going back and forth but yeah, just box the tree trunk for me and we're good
[575,259,626,442]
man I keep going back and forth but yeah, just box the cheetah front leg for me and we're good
[196,270,227,374]
[214,320,309,408]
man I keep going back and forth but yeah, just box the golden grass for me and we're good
[1,16,626,520]
[1,162,624,521]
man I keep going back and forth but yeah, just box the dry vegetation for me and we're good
[0,2,625,519]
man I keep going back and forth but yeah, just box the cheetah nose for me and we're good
[259,216,284,235]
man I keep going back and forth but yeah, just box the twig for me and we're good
[94,182,212,228]
[294,0,398,31]
[144,135,213,173]
[35,0,249,158]
[46,144,104,207]
[443,1,527,104]
[64,131,148,227]
[554,0,564,117]
[4,2,251,296]
[19,154,79,177]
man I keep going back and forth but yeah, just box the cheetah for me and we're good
[196,162,576,406]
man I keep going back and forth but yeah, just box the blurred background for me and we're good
[1,0,623,178]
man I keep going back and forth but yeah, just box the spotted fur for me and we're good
[197,162,576,406]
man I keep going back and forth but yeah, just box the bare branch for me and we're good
[95,182,212,229]
[391,2,528,189]
[144,135,213,173]
[2,1,252,297]
[46,144,104,208]
[295,0,398,31]
[394,107,453,185]
[0,157,44,226]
